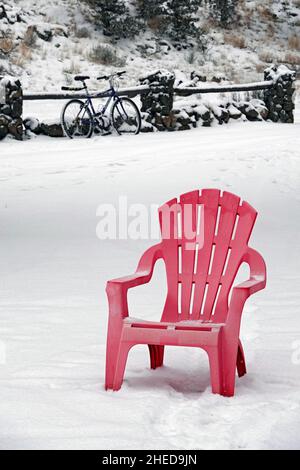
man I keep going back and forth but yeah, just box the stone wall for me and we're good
[140,70,176,131]
[0,77,23,140]
[139,65,296,133]
[264,64,296,123]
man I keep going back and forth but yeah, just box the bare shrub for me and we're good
[284,52,300,66]
[185,50,196,64]
[19,42,32,60]
[23,26,37,47]
[224,33,246,49]
[88,44,125,66]
[256,62,266,73]
[75,26,91,39]
[259,50,276,64]
[0,37,14,54]
[257,6,274,21]
[288,35,300,51]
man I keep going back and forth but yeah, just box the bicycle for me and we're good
[60,71,141,139]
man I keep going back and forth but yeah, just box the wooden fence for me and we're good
[23,81,274,101]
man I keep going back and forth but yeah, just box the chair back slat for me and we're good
[159,189,257,323]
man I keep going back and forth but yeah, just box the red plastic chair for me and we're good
[105,189,266,396]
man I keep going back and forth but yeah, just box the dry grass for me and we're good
[257,5,274,22]
[0,37,14,54]
[11,42,32,68]
[259,50,276,64]
[256,62,267,74]
[284,52,300,66]
[23,26,36,47]
[19,42,32,60]
[63,60,81,75]
[224,33,246,49]
[288,35,300,51]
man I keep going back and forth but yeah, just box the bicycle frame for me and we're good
[81,85,125,120]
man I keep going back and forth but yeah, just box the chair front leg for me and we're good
[105,282,128,390]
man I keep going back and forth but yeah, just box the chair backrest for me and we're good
[158,189,257,323]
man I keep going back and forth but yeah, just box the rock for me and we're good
[227,104,242,120]
[8,118,23,140]
[11,99,22,118]
[0,104,11,116]
[40,122,64,137]
[0,5,6,21]
[0,113,11,126]
[35,25,53,42]
[249,99,268,120]
[190,71,207,82]
[24,117,41,134]
[0,124,8,140]
[52,26,68,38]
[238,102,261,121]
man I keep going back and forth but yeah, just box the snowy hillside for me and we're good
[0,0,299,93]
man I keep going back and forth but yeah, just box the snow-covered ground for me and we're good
[0,104,300,449]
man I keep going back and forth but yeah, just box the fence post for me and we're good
[0,77,23,141]
[264,65,296,123]
[140,70,175,131]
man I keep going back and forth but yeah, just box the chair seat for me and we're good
[122,318,225,348]
[125,317,225,330]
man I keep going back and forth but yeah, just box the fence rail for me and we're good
[23,80,274,101]
[174,80,274,97]
[23,86,149,101]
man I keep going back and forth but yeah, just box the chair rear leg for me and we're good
[148,345,165,369]
[237,339,247,378]
[208,348,223,395]
[113,342,133,391]
[222,341,240,397]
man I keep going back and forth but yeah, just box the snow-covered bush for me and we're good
[84,0,142,39]
[207,0,238,27]
[137,0,202,41]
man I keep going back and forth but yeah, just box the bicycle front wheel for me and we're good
[61,99,94,139]
[111,98,141,135]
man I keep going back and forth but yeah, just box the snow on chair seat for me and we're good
[105,189,267,396]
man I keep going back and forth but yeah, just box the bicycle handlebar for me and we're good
[97,71,126,81]
[61,86,85,92]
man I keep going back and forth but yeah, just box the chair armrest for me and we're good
[226,248,266,331]
[106,244,163,318]
[233,275,266,296]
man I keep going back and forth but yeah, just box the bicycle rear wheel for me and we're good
[61,99,94,139]
[111,97,141,135]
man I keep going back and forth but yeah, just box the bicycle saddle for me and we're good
[74,75,90,82]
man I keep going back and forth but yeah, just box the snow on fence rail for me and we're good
[175,80,274,96]
[22,81,274,101]
[22,85,150,101]
[0,65,296,140]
